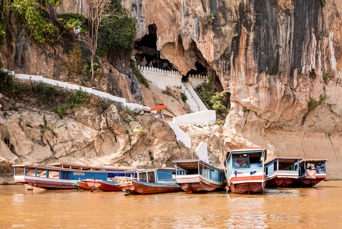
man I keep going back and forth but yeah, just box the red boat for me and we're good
[296,159,327,187]
[97,180,122,191]
[77,180,92,190]
[84,179,101,190]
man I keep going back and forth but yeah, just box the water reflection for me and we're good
[1,182,342,229]
[12,193,24,206]
[264,188,300,197]
[226,197,266,229]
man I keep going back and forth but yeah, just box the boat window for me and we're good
[279,161,295,170]
[148,171,155,183]
[233,156,250,169]
[316,162,326,173]
[139,172,147,182]
[157,170,173,182]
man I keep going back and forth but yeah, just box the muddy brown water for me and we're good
[0,181,341,229]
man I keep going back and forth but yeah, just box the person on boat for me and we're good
[306,163,317,178]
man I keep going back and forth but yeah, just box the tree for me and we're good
[85,0,111,80]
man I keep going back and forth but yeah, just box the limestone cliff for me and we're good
[120,0,342,177]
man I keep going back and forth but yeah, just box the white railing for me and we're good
[168,122,191,148]
[182,82,208,112]
[4,70,149,111]
[3,69,215,150]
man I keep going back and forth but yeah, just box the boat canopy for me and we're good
[226,148,267,161]
[172,159,223,171]
[264,156,301,165]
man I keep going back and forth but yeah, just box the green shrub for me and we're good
[308,94,326,111]
[54,105,67,118]
[97,3,136,54]
[69,89,90,108]
[181,92,188,102]
[131,61,149,88]
[32,82,58,98]
[57,13,86,33]
[100,99,111,112]
[196,76,229,119]
[322,70,333,83]
[203,13,216,25]
[12,0,59,43]
[10,103,20,111]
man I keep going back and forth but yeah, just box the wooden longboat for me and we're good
[296,159,327,187]
[173,160,225,193]
[265,157,301,187]
[97,180,122,191]
[127,168,182,195]
[13,164,135,190]
[77,180,92,190]
[225,148,267,194]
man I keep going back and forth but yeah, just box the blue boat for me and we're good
[128,168,182,194]
[265,157,301,187]
[174,159,225,193]
[13,164,134,190]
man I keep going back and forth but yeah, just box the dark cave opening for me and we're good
[134,24,174,70]
[182,61,208,82]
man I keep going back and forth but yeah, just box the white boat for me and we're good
[174,160,225,193]
[225,148,267,194]
[265,157,301,187]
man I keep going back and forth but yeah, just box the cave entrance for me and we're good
[134,24,174,70]
[182,61,208,82]
[181,40,208,82]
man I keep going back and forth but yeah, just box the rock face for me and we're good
[119,0,342,177]
[0,103,192,170]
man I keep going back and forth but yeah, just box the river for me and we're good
[1,181,341,229]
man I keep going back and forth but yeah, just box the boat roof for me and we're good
[50,163,126,171]
[265,156,302,164]
[172,159,223,171]
[299,159,328,163]
[226,148,266,158]
[228,148,266,153]
[136,168,176,173]
[12,164,134,173]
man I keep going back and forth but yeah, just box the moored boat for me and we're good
[173,159,225,193]
[97,180,122,191]
[296,159,327,187]
[77,180,92,190]
[127,168,181,194]
[265,157,301,187]
[13,164,135,190]
[225,148,267,194]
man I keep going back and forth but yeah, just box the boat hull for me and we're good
[266,177,296,187]
[296,175,326,187]
[228,176,265,194]
[130,180,182,194]
[97,181,122,191]
[176,175,223,193]
[266,174,299,188]
[15,175,76,189]
[77,181,92,190]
